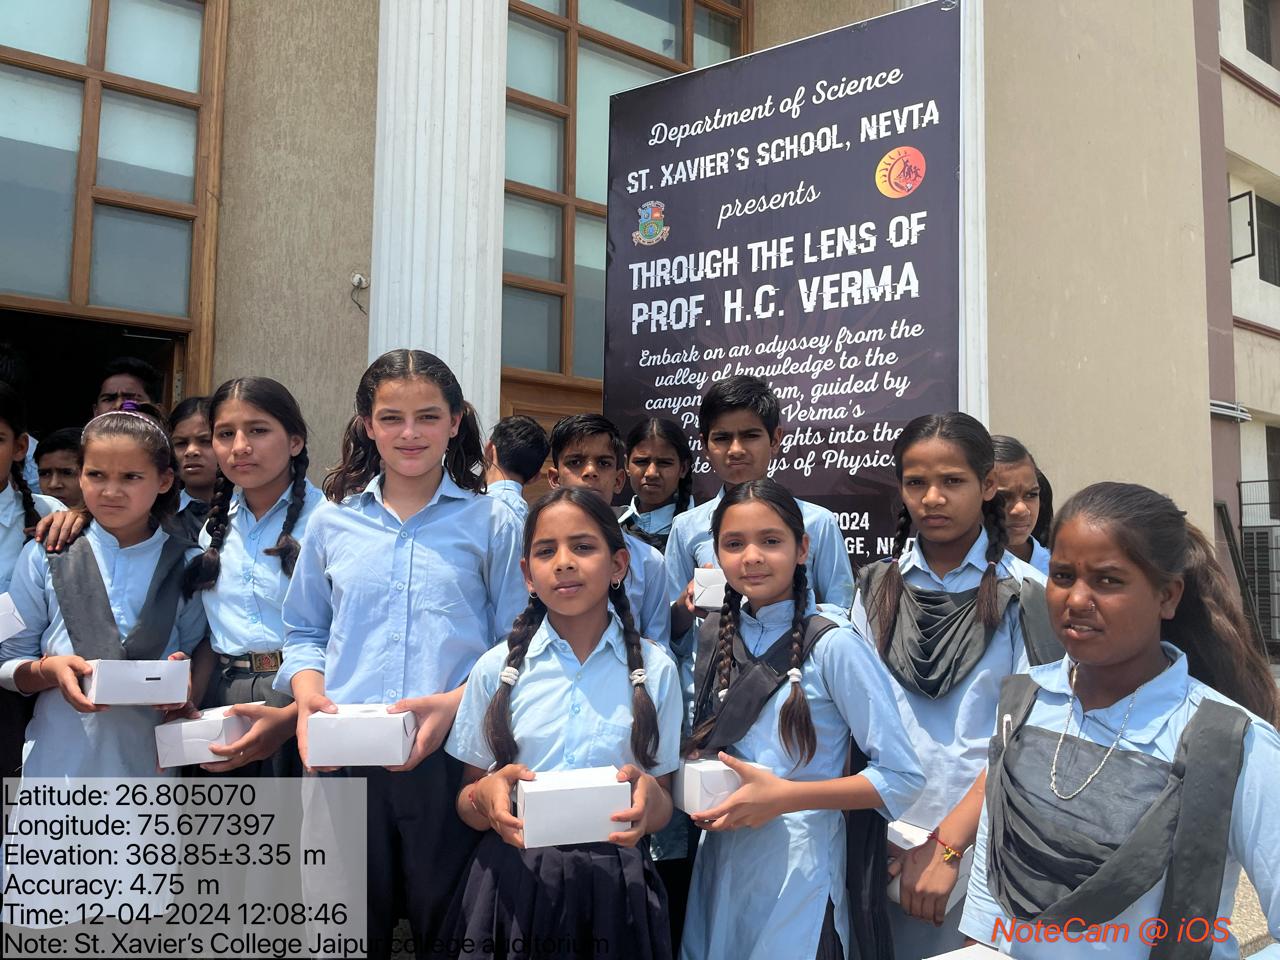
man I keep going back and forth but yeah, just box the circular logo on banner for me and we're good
[876,146,927,198]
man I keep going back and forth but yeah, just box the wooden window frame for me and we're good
[0,0,229,398]
[503,0,751,398]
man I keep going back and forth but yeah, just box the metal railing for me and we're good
[1239,480,1280,655]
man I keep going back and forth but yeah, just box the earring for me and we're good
[528,591,538,601]
[610,579,622,590]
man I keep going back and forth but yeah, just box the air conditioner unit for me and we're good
[1241,527,1280,641]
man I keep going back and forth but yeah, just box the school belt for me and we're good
[218,651,283,673]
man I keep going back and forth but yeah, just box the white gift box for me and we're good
[515,767,632,848]
[81,658,190,705]
[0,593,25,642]
[306,704,417,767]
[693,568,727,610]
[155,703,260,767]
[673,758,769,813]
[887,819,973,915]
[927,945,999,958]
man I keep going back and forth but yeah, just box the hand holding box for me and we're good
[887,819,973,916]
[81,658,190,705]
[673,757,770,813]
[155,704,260,767]
[515,767,633,848]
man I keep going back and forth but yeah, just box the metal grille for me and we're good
[1240,480,1280,650]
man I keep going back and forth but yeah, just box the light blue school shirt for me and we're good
[0,523,206,778]
[622,529,670,652]
[486,479,528,525]
[681,599,925,960]
[960,644,1280,958]
[23,441,39,491]
[1028,537,1050,577]
[849,529,1045,831]
[276,473,527,703]
[447,612,681,776]
[198,479,325,656]
[664,487,855,609]
[0,482,60,592]
[617,497,678,539]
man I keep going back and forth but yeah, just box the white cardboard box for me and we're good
[82,658,190,705]
[0,593,25,643]
[693,567,727,610]
[673,758,769,813]
[887,819,973,915]
[307,704,417,767]
[927,946,999,958]
[515,767,632,848]
[155,704,259,767]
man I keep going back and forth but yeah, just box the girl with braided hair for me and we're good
[176,377,323,776]
[168,395,217,540]
[0,382,62,778]
[681,479,922,960]
[620,416,694,552]
[443,487,682,958]
[847,412,1050,958]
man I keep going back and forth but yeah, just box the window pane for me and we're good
[1245,0,1273,65]
[506,104,563,192]
[504,196,562,281]
[1259,196,1280,287]
[573,214,606,379]
[105,0,204,92]
[90,206,192,315]
[577,43,672,203]
[522,0,565,14]
[98,91,197,202]
[694,7,740,68]
[0,66,82,300]
[579,0,681,60]
[0,0,91,64]
[502,287,561,372]
[508,14,564,102]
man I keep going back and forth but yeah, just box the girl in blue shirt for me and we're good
[168,396,217,541]
[849,413,1052,958]
[0,404,205,779]
[445,487,682,959]
[681,480,924,960]
[992,435,1052,577]
[619,417,693,552]
[180,377,323,775]
[279,349,526,960]
[961,482,1280,959]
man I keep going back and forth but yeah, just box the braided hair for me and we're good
[0,382,40,533]
[184,378,310,595]
[483,487,661,769]
[868,413,1008,650]
[685,479,818,766]
[625,417,694,516]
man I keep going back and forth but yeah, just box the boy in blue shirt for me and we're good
[484,415,549,525]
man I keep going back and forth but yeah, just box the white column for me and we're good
[368,0,508,433]
[957,0,988,422]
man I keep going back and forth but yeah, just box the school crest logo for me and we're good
[876,146,927,198]
[632,200,670,246]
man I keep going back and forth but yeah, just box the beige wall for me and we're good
[211,0,378,482]
[1237,326,1280,416]
[984,0,1214,530]
[754,0,893,49]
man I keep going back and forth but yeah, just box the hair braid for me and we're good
[11,461,39,534]
[778,564,817,766]
[976,491,1008,629]
[482,595,548,768]
[870,503,913,653]
[264,447,309,576]
[683,583,742,756]
[609,582,660,769]
[182,471,235,596]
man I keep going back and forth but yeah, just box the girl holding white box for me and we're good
[0,404,205,778]
[445,487,683,959]
[959,484,1280,959]
[849,414,1054,958]
[681,479,924,960]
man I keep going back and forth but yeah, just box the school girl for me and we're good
[618,417,693,552]
[992,435,1051,576]
[444,487,683,958]
[169,396,217,540]
[277,349,527,960]
[178,378,323,775]
[849,413,1058,958]
[960,482,1280,958]
[682,479,924,960]
[0,382,62,778]
[0,404,206,778]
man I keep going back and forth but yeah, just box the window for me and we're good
[1245,0,1278,66]
[0,0,226,390]
[1269,425,1280,520]
[1259,195,1280,287]
[502,0,748,390]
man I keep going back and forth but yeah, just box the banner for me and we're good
[603,0,962,562]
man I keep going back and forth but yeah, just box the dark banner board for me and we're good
[603,0,961,563]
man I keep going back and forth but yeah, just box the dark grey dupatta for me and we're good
[47,530,191,661]
[985,674,1249,960]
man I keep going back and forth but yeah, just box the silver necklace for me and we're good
[1049,663,1137,801]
